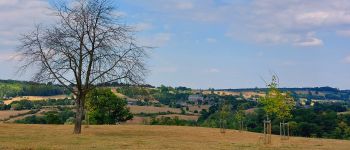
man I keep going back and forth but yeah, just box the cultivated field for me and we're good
[0,110,31,121]
[128,105,181,114]
[201,90,265,98]
[157,114,199,121]
[187,105,210,112]
[0,124,349,150]
[3,108,56,123]
[4,95,69,105]
[125,116,149,124]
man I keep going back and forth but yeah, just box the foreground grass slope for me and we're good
[0,124,349,150]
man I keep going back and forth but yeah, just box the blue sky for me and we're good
[0,0,350,89]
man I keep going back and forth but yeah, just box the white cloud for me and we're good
[0,0,53,51]
[133,22,153,31]
[295,37,323,47]
[336,30,350,37]
[252,32,291,44]
[127,0,350,46]
[206,38,217,43]
[175,2,193,10]
[154,66,177,73]
[295,11,330,26]
[207,68,220,73]
[345,55,350,64]
[0,51,21,61]
[111,11,127,18]
[0,40,19,46]
[279,61,297,67]
[139,33,171,47]
[257,51,264,57]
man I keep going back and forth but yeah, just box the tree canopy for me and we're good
[86,88,133,124]
[258,76,295,121]
[18,0,147,133]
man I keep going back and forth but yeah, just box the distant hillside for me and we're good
[0,79,68,99]
[218,86,343,92]
[1,79,349,101]
[214,87,350,101]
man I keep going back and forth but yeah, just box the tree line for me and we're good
[0,80,68,99]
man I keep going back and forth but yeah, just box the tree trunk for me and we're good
[74,94,85,134]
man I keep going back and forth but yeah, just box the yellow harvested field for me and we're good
[111,88,128,98]
[125,116,149,124]
[4,108,55,123]
[128,105,181,114]
[0,124,350,150]
[0,110,31,120]
[4,95,69,105]
[188,105,210,112]
[245,108,258,114]
[201,90,265,98]
[157,114,199,121]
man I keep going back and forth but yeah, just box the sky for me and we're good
[0,0,350,89]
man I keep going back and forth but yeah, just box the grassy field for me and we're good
[128,105,181,114]
[0,124,349,150]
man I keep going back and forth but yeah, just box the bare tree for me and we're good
[18,0,147,134]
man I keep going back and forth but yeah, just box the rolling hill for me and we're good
[0,124,349,150]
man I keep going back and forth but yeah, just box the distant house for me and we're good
[188,94,204,104]
[2,96,12,100]
[127,101,138,105]
[175,101,187,107]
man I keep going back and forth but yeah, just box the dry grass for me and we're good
[157,114,199,121]
[125,114,199,125]
[201,90,265,98]
[245,108,258,114]
[338,111,350,115]
[0,124,349,150]
[4,95,69,105]
[125,116,149,124]
[4,108,55,123]
[128,105,181,114]
[0,110,31,120]
[187,105,210,112]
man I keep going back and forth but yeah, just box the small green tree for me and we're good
[259,75,295,141]
[258,75,281,121]
[86,88,133,125]
[258,75,281,144]
[277,91,295,139]
[234,105,246,131]
[219,101,231,133]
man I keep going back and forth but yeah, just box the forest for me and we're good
[0,80,68,99]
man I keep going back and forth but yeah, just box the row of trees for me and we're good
[216,75,295,143]
[13,88,133,125]
[16,109,75,124]
[0,81,68,98]
[117,85,193,106]
[0,99,74,110]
